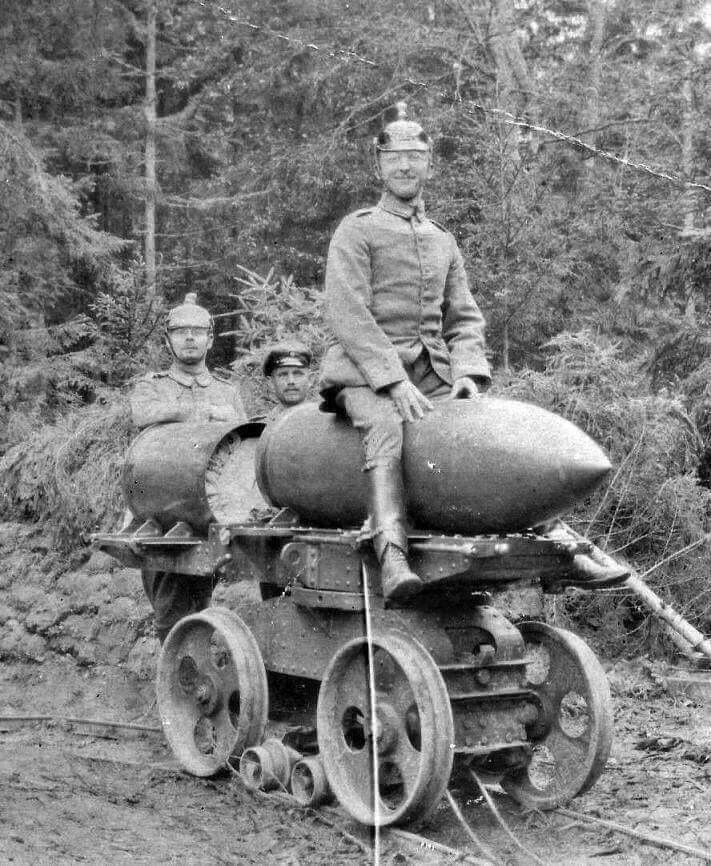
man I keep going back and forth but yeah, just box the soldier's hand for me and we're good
[450,377,481,400]
[389,381,434,422]
[209,405,238,421]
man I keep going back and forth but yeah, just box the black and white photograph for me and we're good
[1,1,710,863]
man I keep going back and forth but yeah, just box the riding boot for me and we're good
[367,460,423,601]
[569,554,630,588]
[540,520,629,588]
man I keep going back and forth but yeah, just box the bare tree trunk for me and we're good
[501,320,510,371]
[489,0,529,116]
[581,0,606,184]
[144,0,157,296]
[462,1,529,372]
[681,70,697,324]
[13,82,22,125]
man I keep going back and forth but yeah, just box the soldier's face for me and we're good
[377,149,432,200]
[271,366,309,406]
[167,326,213,363]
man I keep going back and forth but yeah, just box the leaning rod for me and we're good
[0,715,162,734]
[551,521,711,663]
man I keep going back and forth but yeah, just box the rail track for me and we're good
[3,713,710,865]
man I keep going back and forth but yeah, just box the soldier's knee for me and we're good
[362,419,403,468]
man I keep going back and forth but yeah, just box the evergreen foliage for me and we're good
[499,331,711,650]
[0,0,710,652]
[0,403,132,550]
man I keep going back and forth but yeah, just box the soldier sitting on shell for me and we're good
[262,340,313,420]
[320,103,492,603]
[129,293,246,643]
[320,104,627,601]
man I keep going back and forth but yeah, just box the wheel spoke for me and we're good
[545,724,592,778]
[389,735,423,789]
[335,652,370,711]
[339,740,380,808]
[210,704,239,751]
[383,674,416,718]
[211,663,240,709]
[532,645,582,706]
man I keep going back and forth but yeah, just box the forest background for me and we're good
[0,0,710,656]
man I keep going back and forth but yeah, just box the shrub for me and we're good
[0,401,132,550]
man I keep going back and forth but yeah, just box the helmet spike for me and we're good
[375,102,431,153]
[166,293,212,332]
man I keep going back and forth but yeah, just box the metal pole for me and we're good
[554,521,711,663]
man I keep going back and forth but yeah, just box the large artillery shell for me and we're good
[256,398,612,534]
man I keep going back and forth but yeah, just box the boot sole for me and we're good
[383,577,424,601]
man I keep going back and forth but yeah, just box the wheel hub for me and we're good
[195,674,220,715]
[369,702,399,754]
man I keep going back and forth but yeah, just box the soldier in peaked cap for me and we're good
[129,293,246,643]
[319,103,492,603]
[262,340,313,417]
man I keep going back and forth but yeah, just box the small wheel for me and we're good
[316,631,454,827]
[157,607,268,777]
[502,621,613,809]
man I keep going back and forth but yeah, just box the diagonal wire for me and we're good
[198,0,711,195]
[361,561,382,864]
[460,102,711,194]
[445,790,501,864]
[468,769,547,866]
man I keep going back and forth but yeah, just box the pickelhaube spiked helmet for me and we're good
[166,293,212,331]
[375,101,431,152]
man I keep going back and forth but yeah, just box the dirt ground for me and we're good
[1,521,710,865]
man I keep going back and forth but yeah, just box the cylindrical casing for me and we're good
[290,756,334,807]
[239,738,300,791]
[256,398,612,534]
[122,420,264,531]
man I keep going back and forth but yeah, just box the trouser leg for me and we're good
[142,569,214,643]
[336,387,404,470]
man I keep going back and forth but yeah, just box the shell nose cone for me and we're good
[562,448,612,495]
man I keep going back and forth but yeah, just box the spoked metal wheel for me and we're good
[502,621,613,809]
[316,631,454,827]
[157,607,268,777]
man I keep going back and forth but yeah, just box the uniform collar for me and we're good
[167,363,212,387]
[377,191,426,222]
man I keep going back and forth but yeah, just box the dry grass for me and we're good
[0,400,133,548]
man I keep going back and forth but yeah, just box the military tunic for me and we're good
[319,191,491,468]
[130,363,246,430]
[320,191,490,395]
[128,363,246,641]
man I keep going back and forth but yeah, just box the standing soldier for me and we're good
[319,103,491,602]
[262,340,313,419]
[131,293,245,428]
[129,293,246,642]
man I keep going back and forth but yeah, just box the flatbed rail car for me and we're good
[94,512,613,827]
